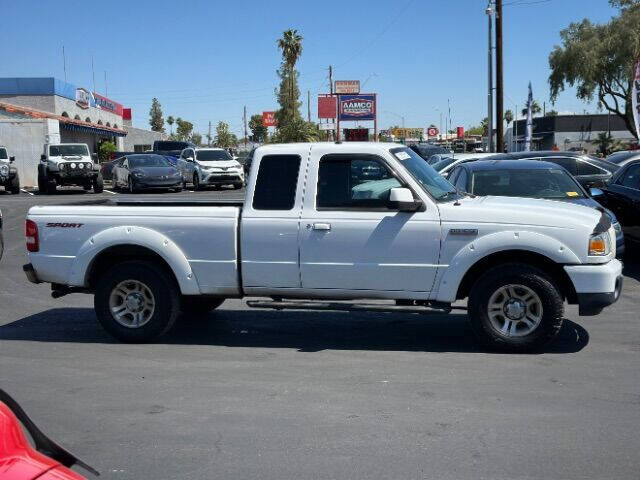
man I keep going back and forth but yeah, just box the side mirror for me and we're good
[91,153,98,161]
[187,156,194,162]
[590,187,604,198]
[388,187,423,212]
[40,154,47,161]
[9,156,15,163]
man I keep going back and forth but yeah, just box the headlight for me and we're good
[0,165,8,176]
[70,163,77,169]
[78,163,84,169]
[172,171,182,177]
[613,222,622,235]
[588,231,611,256]
[133,172,146,178]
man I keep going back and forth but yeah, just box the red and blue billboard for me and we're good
[338,94,376,121]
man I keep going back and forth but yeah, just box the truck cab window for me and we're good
[252,154,301,210]
[316,154,402,210]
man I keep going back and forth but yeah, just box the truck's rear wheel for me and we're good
[94,261,180,342]
[467,263,563,352]
[180,297,224,318]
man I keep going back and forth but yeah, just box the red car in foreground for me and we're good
[0,390,98,479]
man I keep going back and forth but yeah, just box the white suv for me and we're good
[177,147,244,190]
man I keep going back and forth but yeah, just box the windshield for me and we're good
[431,156,457,172]
[130,155,172,168]
[390,147,457,201]
[49,145,89,157]
[0,148,7,160]
[470,168,586,199]
[197,150,232,161]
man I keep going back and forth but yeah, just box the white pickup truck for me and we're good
[23,142,623,351]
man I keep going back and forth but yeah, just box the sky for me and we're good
[2,0,620,138]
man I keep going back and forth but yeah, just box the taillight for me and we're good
[25,219,39,252]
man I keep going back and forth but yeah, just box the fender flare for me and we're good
[435,229,581,302]
[69,225,200,295]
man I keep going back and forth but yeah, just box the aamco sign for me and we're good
[338,94,376,121]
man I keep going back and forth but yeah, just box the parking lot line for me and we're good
[103,189,117,195]
[20,189,34,196]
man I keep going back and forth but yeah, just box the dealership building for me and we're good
[0,77,164,186]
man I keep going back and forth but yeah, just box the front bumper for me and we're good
[201,171,244,184]
[133,178,182,189]
[564,259,623,316]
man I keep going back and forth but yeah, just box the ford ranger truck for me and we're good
[23,143,623,351]
[38,143,104,194]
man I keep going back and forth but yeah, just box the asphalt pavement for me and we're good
[1,186,639,480]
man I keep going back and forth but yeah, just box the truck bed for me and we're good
[51,198,245,208]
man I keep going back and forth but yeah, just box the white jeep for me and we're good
[38,143,104,195]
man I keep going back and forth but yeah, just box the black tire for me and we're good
[46,178,57,195]
[128,176,137,193]
[37,166,47,194]
[9,175,20,194]
[94,261,180,342]
[180,297,224,318]
[193,173,201,191]
[93,173,104,193]
[83,181,92,191]
[467,263,564,352]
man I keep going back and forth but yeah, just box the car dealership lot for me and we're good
[1,190,640,479]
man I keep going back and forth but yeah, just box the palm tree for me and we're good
[166,115,174,135]
[277,30,303,120]
[522,100,541,117]
[504,109,514,125]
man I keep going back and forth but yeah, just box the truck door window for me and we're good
[455,169,468,191]
[252,154,301,210]
[316,154,402,210]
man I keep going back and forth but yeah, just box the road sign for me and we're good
[262,111,276,127]
[338,94,376,121]
[319,122,336,131]
[334,80,360,94]
[427,127,439,137]
[318,95,337,119]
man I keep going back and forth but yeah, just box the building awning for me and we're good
[60,121,127,137]
[0,101,127,137]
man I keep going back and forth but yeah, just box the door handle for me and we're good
[310,223,331,231]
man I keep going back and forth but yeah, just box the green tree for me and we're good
[249,114,268,142]
[175,117,193,140]
[273,117,319,143]
[549,3,640,138]
[191,132,203,146]
[504,109,514,125]
[521,100,542,117]
[546,110,559,116]
[274,29,303,138]
[166,115,175,134]
[149,98,165,132]
[215,121,238,148]
[98,141,117,162]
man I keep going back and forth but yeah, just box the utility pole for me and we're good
[329,65,336,141]
[307,90,311,122]
[495,0,504,152]
[62,46,67,82]
[486,2,494,153]
[243,106,248,149]
[208,121,212,147]
[329,66,333,94]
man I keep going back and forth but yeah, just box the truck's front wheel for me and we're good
[93,173,104,193]
[94,261,180,342]
[468,263,563,352]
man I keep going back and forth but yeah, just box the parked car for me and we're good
[23,143,623,352]
[38,143,103,194]
[597,159,640,246]
[0,145,20,194]
[482,151,619,189]
[112,154,183,193]
[100,156,122,181]
[409,143,451,162]
[242,147,257,176]
[177,147,244,190]
[0,390,99,479]
[432,153,496,176]
[152,140,196,159]
[605,150,640,166]
[447,159,625,256]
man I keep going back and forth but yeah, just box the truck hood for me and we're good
[438,195,601,231]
